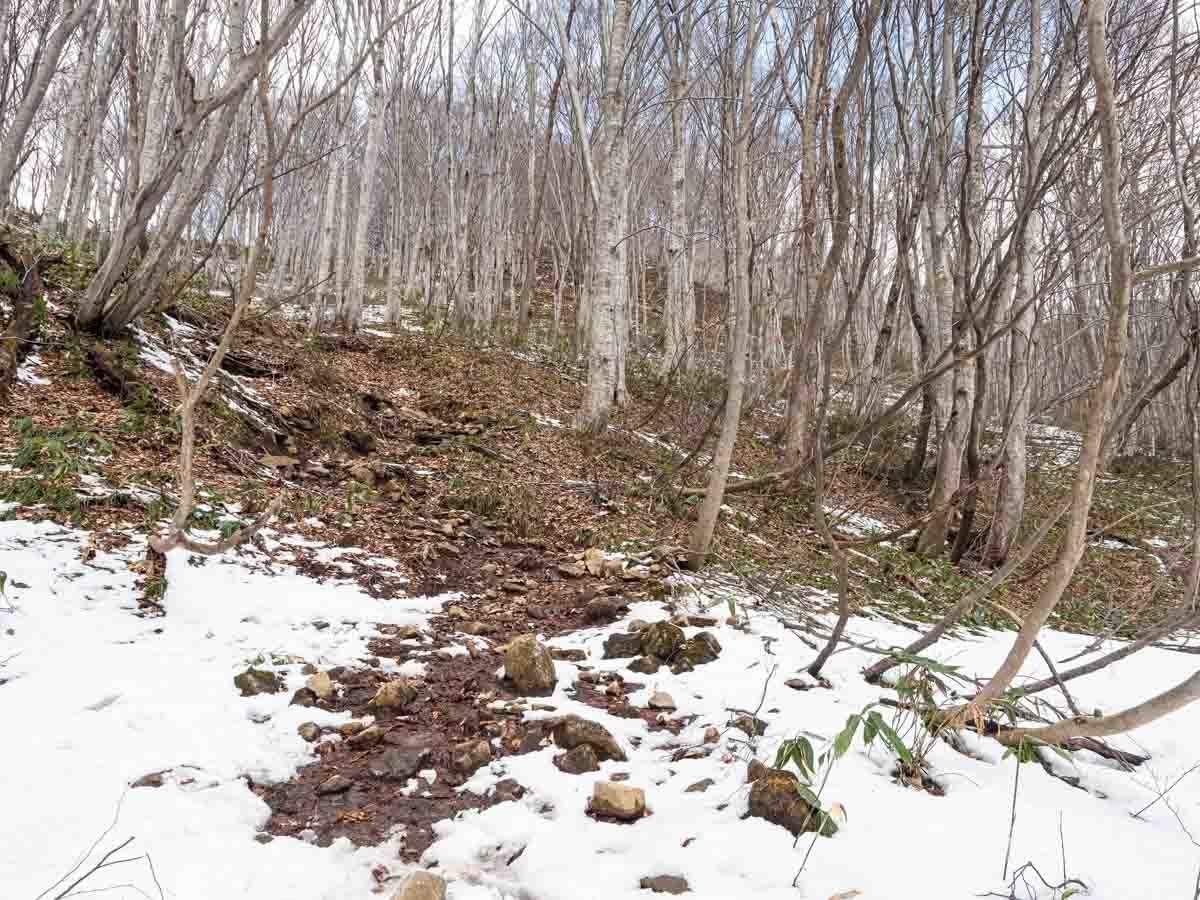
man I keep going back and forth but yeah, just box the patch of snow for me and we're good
[16,353,49,385]
[427,598,1200,900]
[0,519,455,899]
[824,506,893,537]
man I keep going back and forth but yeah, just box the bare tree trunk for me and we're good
[0,0,96,212]
[342,45,385,332]
[577,0,631,432]
[688,0,769,568]
[972,0,1134,708]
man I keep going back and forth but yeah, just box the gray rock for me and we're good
[554,744,600,774]
[390,871,447,900]
[551,715,627,761]
[586,597,626,623]
[648,692,676,711]
[371,746,431,781]
[627,656,660,675]
[551,648,587,662]
[671,632,722,673]
[504,634,557,696]
[297,722,321,742]
[452,739,493,775]
[234,667,281,696]
[371,678,419,710]
[639,875,690,894]
[603,631,644,659]
[684,778,714,793]
[290,687,318,707]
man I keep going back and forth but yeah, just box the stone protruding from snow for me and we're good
[603,631,644,659]
[639,875,691,894]
[554,744,600,774]
[640,622,685,660]
[648,692,676,710]
[390,871,447,900]
[504,634,557,696]
[305,670,334,700]
[748,768,836,837]
[371,677,419,709]
[671,631,722,673]
[732,714,768,737]
[233,666,281,696]
[452,739,493,775]
[551,714,627,761]
[628,655,660,674]
[297,722,321,742]
[585,596,626,623]
[589,780,646,820]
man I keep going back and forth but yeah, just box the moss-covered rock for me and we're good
[748,768,837,837]
[504,633,557,696]
[640,621,685,661]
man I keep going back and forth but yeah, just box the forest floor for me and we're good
[2,274,1198,899]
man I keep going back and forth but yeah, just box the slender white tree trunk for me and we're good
[341,48,385,332]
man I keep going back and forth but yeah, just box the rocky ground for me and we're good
[3,292,1198,899]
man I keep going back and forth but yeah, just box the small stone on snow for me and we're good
[589,781,646,820]
[233,666,281,696]
[639,875,690,894]
[648,692,676,710]
[554,744,600,774]
[390,871,447,900]
[305,670,334,700]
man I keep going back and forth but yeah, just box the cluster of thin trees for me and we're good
[3,0,1200,743]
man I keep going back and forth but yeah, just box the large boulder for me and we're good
[747,769,836,837]
[504,634,557,696]
[390,871,447,900]
[640,622,685,661]
[551,714,626,761]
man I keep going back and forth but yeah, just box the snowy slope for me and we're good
[0,520,451,899]
[2,518,1196,899]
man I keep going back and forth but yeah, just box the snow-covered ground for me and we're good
[0,519,451,899]
[3,517,1197,899]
